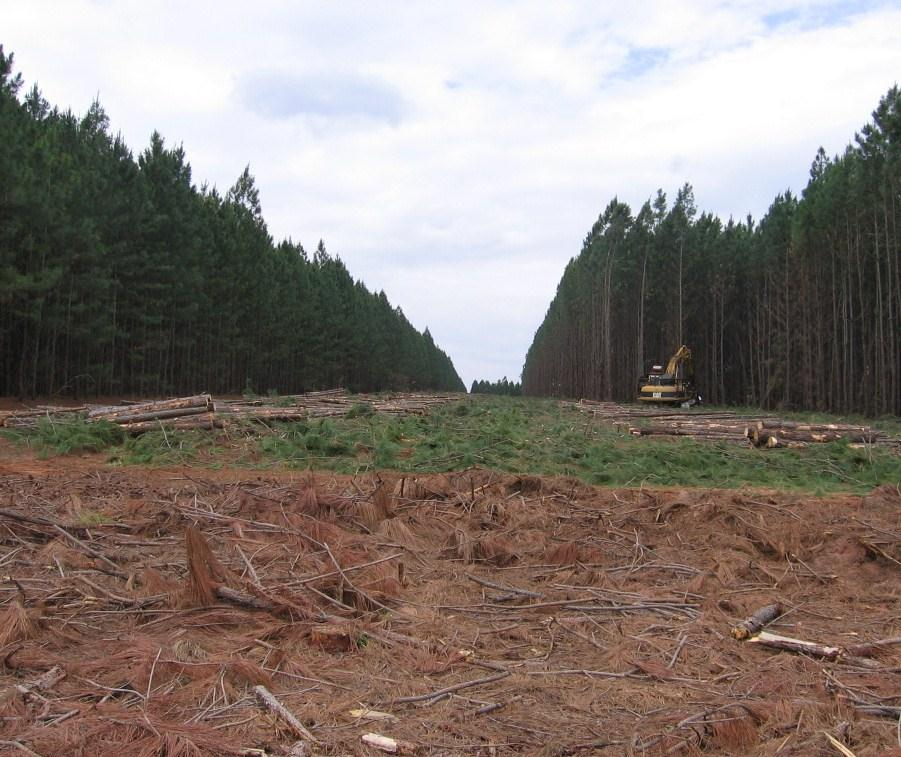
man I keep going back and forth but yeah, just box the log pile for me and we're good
[0,406,86,428]
[0,390,464,433]
[571,400,768,444]
[88,394,214,424]
[746,419,885,448]
[570,399,899,449]
[218,391,460,424]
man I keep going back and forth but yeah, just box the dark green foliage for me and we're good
[7,417,126,455]
[345,401,375,418]
[113,429,203,466]
[470,377,522,396]
[523,86,901,416]
[0,47,464,398]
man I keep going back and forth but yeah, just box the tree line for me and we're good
[522,86,901,416]
[470,378,522,396]
[0,47,464,398]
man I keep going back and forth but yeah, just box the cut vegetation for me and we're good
[3,394,900,494]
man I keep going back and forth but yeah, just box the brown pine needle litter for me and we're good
[0,460,899,755]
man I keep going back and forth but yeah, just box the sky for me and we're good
[4,1,901,388]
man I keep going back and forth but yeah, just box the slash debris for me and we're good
[0,461,899,755]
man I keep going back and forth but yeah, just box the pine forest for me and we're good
[0,48,465,398]
[523,86,901,416]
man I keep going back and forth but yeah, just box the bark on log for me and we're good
[87,394,212,422]
[630,425,743,440]
[747,631,843,659]
[230,407,315,421]
[757,419,871,433]
[106,406,212,425]
[764,431,877,447]
[761,436,810,449]
[121,414,223,433]
[731,603,783,640]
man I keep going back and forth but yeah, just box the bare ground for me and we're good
[0,445,899,756]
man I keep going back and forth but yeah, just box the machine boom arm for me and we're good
[665,345,692,378]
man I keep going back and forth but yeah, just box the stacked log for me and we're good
[570,401,764,444]
[0,406,86,429]
[227,388,350,408]
[87,395,214,426]
[0,391,465,434]
[630,423,749,442]
[225,405,348,422]
[0,391,464,433]
[567,400,898,450]
[117,414,223,433]
[747,421,883,449]
[220,392,461,422]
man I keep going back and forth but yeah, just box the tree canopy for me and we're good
[0,46,464,397]
[523,85,901,416]
[470,377,522,396]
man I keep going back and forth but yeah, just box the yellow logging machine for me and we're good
[637,345,699,406]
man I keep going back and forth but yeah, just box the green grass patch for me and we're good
[5,396,899,493]
[243,396,901,493]
[109,428,212,466]
[2,417,126,456]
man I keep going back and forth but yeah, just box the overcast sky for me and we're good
[5,1,901,387]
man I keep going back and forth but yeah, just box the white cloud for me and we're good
[4,0,900,387]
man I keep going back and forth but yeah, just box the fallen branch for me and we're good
[465,573,542,600]
[0,508,64,529]
[13,666,66,700]
[253,684,318,744]
[859,539,901,567]
[391,671,510,704]
[823,732,857,757]
[0,741,43,757]
[52,525,128,580]
[215,586,275,611]
[288,552,403,587]
[322,542,394,614]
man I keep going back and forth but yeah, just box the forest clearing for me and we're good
[2,22,901,757]
[1,394,900,755]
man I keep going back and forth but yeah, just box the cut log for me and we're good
[762,429,879,444]
[631,425,737,438]
[763,436,810,449]
[747,631,843,659]
[731,603,783,640]
[231,407,324,421]
[120,414,223,433]
[757,419,871,433]
[87,394,212,423]
[361,733,415,753]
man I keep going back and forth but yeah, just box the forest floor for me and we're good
[1,397,900,755]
